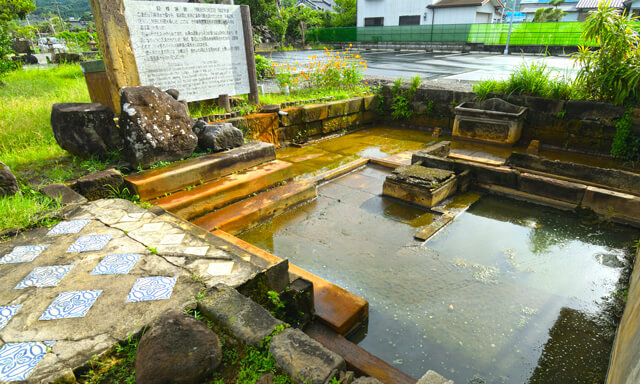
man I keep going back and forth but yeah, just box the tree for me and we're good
[331,0,356,27]
[235,0,278,27]
[267,7,290,47]
[533,0,567,22]
[288,6,324,46]
[1,0,36,23]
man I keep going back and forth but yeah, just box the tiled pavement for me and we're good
[0,199,266,383]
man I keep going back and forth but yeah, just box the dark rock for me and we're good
[261,104,281,114]
[40,183,87,205]
[119,86,198,168]
[0,161,19,197]
[51,103,121,160]
[71,169,124,201]
[11,39,31,54]
[165,89,180,100]
[194,123,244,152]
[352,378,383,384]
[198,284,284,347]
[256,373,275,384]
[269,328,345,384]
[136,309,222,384]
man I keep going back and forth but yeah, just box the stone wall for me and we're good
[219,95,378,148]
[606,247,640,384]
[379,84,640,156]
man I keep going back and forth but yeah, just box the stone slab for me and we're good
[415,213,454,241]
[125,142,276,201]
[198,284,283,347]
[39,184,88,205]
[191,181,317,234]
[581,186,640,227]
[152,160,294,220]
[302,104,329,123]
[519,173,587,205]
[269,327,345,384]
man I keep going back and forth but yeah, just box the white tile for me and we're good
[184,246,209,256]
[160,234,185,245]
[207,262,235,276]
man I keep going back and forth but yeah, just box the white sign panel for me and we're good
[123,0,250,102]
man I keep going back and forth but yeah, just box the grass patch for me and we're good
[0,65,91,172]
[0,185,62,231]
[258,86,370,106]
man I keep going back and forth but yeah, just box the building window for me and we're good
[364,17,384,27]
[399,15,421,25]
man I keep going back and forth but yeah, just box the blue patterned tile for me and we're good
[0,245,50,264]
[0,305,22,330]
[90,254,141,275]
[14,265,74,290]
[47,220,91,236]
[126,276,178,303]
[66,235,111,253]
[0,342,53,382]
[40,290,102,320]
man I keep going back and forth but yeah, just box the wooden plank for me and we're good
[240,5,259,104]
[306,321,417,384]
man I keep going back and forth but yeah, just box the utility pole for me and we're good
[51,0,68,32]
[504,0,521,54]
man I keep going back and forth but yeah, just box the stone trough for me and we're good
[382,164,458,208]
[453,98,527,146]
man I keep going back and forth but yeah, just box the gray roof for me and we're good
[576,0,623,8]
[296,0,336,12]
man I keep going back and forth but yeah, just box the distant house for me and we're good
[296,0,336,12]
[624,0,640,16]
[576,0,623,20]
[356,0,504,27]
[519,0,580,21]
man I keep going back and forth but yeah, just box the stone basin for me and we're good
[382,164,458,208]
[453,98,528,146]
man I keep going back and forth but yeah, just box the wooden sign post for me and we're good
[89,0,259,113]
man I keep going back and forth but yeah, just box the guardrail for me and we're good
[308,22,611,47]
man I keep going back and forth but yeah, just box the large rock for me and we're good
[51,103,121,160]
[0,161,19,197]
[416,370,454,384]
[119,86,197,168]
[71,169,124,201]
[193,122,244,152]
[269,328,345,384]
[39,183,87,205]
[136,309,222,384]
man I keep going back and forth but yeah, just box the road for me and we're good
[261,50,578,82]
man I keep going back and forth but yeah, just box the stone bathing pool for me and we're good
[237,127,639,383]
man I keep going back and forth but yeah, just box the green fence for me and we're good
[308,22,600,47]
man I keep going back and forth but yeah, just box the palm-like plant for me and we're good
[572,0,640,104]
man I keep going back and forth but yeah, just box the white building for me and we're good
[519,0,580,21]
[356,0,504,27]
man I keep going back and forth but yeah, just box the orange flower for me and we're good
[349,43,353,47]
[355,55,361,59]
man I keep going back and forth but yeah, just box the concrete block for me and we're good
[199,284,284,347]
[246,113,279,147]
[269,328,345,384]
[326,100,347,118]
[303,104,329,123]
[345,97,364,114]
[280,107,303,127]
[519,173,587,204]
[473,164,519,189]
[362,95,378,111]
[582,186,640,226]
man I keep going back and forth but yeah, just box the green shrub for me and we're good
[573,1,640,105]
[391,75,421,120]
[611,109,640,162]
[255,54,274,81]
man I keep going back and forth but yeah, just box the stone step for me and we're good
[212,230,369,336]
[306,321,417,384]
[124,142,276,201]
[191,181,317,235]
[152,160,294,220]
